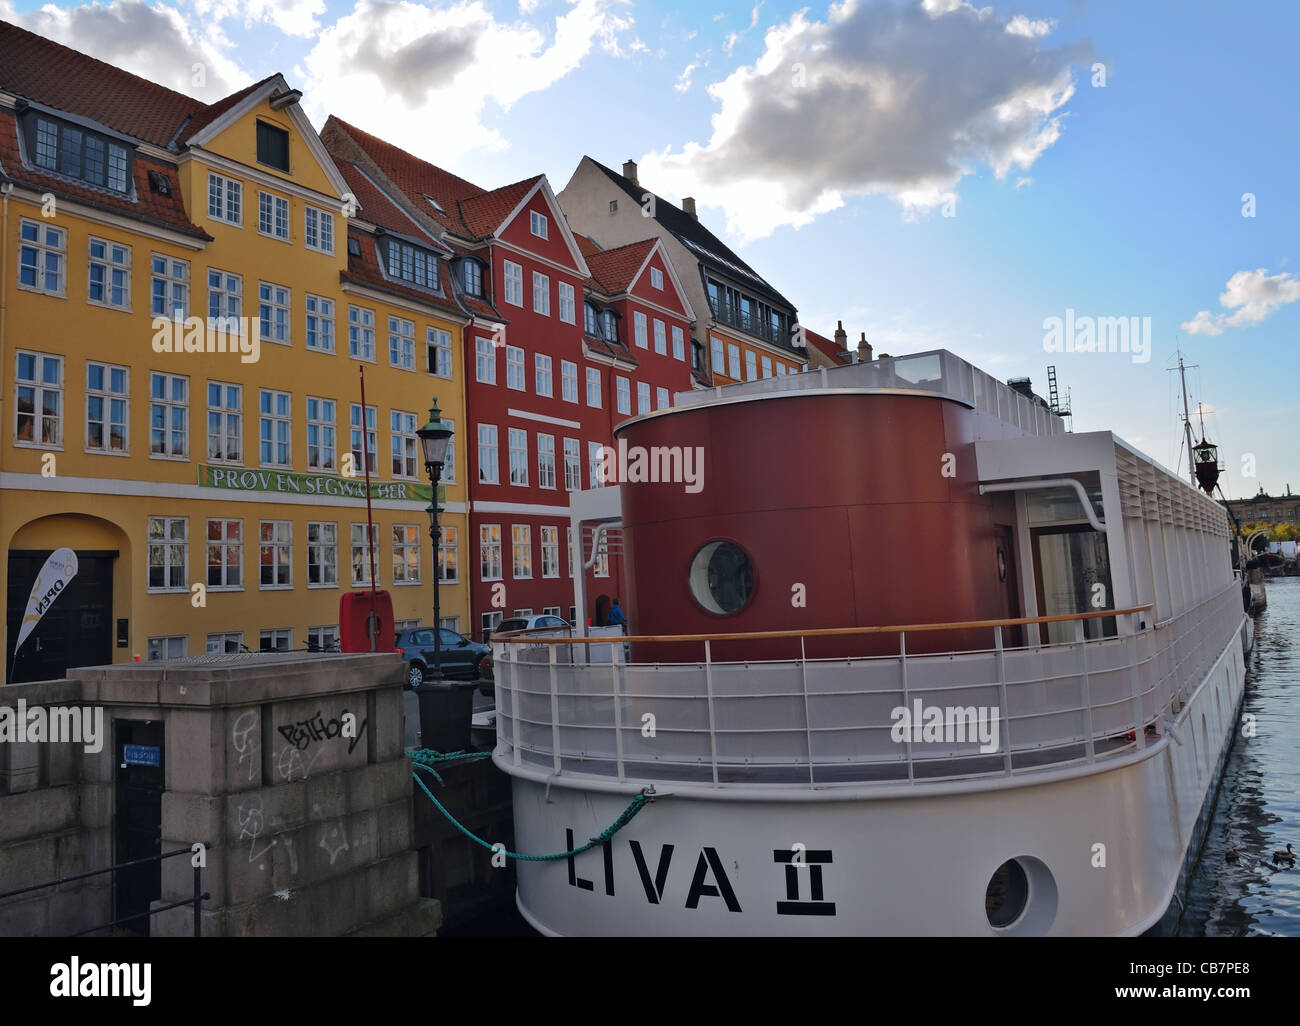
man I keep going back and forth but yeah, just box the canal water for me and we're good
[1183,576,1300,936]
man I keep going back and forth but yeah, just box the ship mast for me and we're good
[1178,353,1196,482]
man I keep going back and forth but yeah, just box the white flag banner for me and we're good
[15,547,78,652]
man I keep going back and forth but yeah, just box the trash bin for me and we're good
[415,680,477,753]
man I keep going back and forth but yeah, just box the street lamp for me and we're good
[416,398,453,685]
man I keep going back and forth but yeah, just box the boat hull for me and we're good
[504,621,1246,936]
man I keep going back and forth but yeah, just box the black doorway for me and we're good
[5,549,116,683]
[114,719,165,935]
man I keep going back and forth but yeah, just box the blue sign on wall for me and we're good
[123,744,160,767]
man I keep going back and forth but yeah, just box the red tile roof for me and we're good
[335,159,441,243]
[342,228,465,320]
[180,76,279,143]
[803,327,849,363]
[585,238,656,295]
[457,175,541,239]
[0,110,208,239]
[573,233,603,259]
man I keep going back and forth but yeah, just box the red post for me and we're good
[360,365,378,652]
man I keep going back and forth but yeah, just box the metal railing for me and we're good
[0,845,209,936]
[490,583,1244,787]
[708,299,785,345]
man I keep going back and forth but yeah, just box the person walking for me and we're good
[609,598,629,633]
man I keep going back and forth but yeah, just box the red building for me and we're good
[321,119,695,638]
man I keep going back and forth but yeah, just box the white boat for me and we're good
[490,351,1249,936]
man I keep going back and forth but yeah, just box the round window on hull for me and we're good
[985,856,1058,936]
[689,541,755,615]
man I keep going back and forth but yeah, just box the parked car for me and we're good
[491,614,572,634]
[395,627,492,687]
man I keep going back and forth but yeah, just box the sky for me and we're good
[4,0,1297,500]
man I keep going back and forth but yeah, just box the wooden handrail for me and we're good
[491,604,1153,646]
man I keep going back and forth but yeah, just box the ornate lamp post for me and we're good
[416,399,453,685]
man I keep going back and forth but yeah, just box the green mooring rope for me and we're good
[407,747,655,862]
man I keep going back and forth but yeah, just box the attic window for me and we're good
[424,194,445,213]
[347,238,361,257]
[256,120,290,172]
[609,200,618,213]
[148,170,172,196]
[26,114,131,194]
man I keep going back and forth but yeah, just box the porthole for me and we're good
[688,540,754,615]
[985,856,1058,935]
[985,859,1029,927]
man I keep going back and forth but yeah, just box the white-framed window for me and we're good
[351,523,380,586]
[503,260,523,306]
[728,343,741,379]
[147,636,186,661]
[567,526,575,578]
[440,616,461,634]
[207,172,242,226]
[745,350,757,381]
[657,386,670,410]
[258,190,290,240]
[537,433,556,489]
[392,524,421,584]
[558,281,575,324]
[259,281,290,345]
[616,376,631,415]
[259,629,292,652]
[761,355,773,378]
[259,520,292,588]
[391,410,418,478]
[593,532,609,577]
[350,403,378,475]
[150,254,188,319]
[389,315,415,370]
[206,633,244,655]
[15,351,63,447]
[428,327,452,378]
[86,361,128,453]
[308,625,340,652]
[506,345,525,390]
[586,367,601,407]
[637,381,651,415]
[206,517,243,590]
[530,210,549,239]
[88,237,130,310]
[307,521,338,587]
[776,362,787,376]
[304,205,335,254]
[207,268,242,326]
[460,259,483,296]
[149,372,188,459]
[438,525,458,582]
[147,516,187,592]
[18,219,66,295]
[561,360,578,403]
[349,305,376,361]
[653,318,667,355]
[258,389,291,467]
[563,438,581,491]
[481,611,503,641]
[508,427,528,486]
[533,271,550,315]
[634,311,648,349]
[541,526,559,578]
[442,417,456,482]
[588,441,604,488]
[480,525,502,581]
[672,325,685,361]
[478,423,499,484]
[542,606,561,618]
[535,353,553,397]
[711,336,725,374]
[476,337,497,383]
[305,294,334,352]
[306,397,336,471]
[512,525,532,579]
[206,381,242,463]
[650,266,664,290]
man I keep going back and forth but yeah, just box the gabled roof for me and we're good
[803,327,850,365]
[586,156,797,312]
[458,175,542,239]
[585,238,657,294]
[178,75,278,144]
[335,158,446,249]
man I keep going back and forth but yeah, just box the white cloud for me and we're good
[297,0,640,163]
[1182,268,1300,336]
[1006,14,1053,37]
[191,0,328,40]
[675,52,709,93]
[637,0,1090,242]
[723,2,762,55]
[5,0,248,99]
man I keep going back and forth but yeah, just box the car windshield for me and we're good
[496,620,527,633]
[439,629,464,646]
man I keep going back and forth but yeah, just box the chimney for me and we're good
[623,159,638,184]
[833,320,847,352]
[858,332,873,363]
[682,196,697,220]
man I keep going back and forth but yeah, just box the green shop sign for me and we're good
[197,465,442,503]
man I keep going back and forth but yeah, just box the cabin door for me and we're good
[993,525,1022,647]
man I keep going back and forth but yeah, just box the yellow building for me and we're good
[0,24,471,680]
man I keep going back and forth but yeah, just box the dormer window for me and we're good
[584,302,598,336]
[461,258,483,296]
[382,238,440,291]
[27,114,131,194]
[601,309,618,343]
